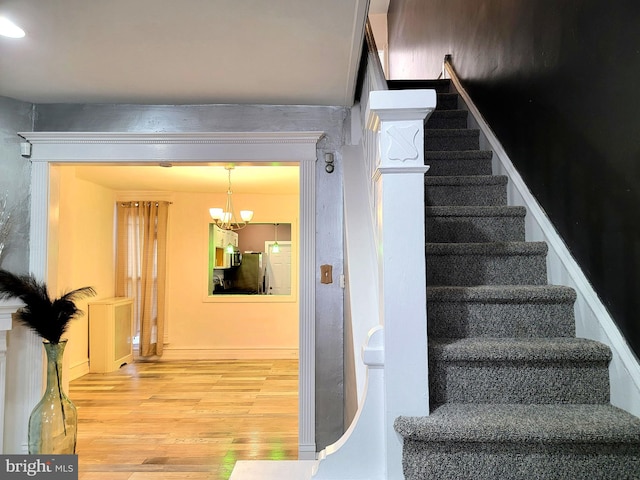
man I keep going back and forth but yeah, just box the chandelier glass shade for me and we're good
[209,165,254,231]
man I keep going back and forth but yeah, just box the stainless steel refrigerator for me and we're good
[227,252,265,294]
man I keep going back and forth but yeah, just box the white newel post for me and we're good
[312,90,435,479]
[0,299,19,453]
[370,89,436,479]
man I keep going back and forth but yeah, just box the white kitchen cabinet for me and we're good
[209,224,239,269]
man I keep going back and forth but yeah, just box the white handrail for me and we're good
[343,19,388,399]
[360,20,388,219]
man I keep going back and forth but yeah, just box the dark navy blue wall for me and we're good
[388,0,640,358]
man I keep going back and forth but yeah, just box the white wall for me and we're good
[368,13,389,76]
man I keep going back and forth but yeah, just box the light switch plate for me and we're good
[320,264,333,284]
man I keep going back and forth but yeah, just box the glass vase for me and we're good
[28,339,78,454]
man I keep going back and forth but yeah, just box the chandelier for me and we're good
[209,165,254,231]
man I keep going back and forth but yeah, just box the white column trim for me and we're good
[0,300,19,453]
[17,161,50,453]
[298,158,317,459]
[15,131,322,458]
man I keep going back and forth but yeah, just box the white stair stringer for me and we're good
[313,325,386,480]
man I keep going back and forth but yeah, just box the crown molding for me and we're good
[19,131,325,144]
[17,131,325,163]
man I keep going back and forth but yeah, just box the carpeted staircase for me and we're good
[388,79,640,479]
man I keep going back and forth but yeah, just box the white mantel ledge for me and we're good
[0,299,22,331]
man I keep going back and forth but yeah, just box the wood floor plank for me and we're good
[70,359,299,480]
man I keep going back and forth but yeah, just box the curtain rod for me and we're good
[118,201,173,207]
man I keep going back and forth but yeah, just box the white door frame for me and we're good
[15,131,323,458]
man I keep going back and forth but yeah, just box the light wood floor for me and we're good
[69,359,299,480]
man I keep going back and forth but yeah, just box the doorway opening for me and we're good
[19,130,322,458]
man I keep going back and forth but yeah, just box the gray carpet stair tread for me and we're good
[425,151,494,176]
[426,150,493,160]
[427,285,576,303]
[426,205,526,217]
[395,403,640,444]
[425,129,480,151]
[432,92,458,109]
[426,110,468,129]
[425,175,507,186]
[426,128,480,137]
[430,337,611,363]
[426,241,547,255]
[429,109,468,118]
[427,285,576,339]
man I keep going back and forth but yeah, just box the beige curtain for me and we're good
[115,201,169,357]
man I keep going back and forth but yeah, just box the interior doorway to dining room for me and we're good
[16,130,321,460]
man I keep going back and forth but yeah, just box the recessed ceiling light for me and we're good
[0,16,25,38]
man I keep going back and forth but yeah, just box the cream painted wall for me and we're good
[165,190,299,358]
[53,165,300,377]
[369,13,389,75]
[52,166,117,381]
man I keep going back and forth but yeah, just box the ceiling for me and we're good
[0,0,387,193]
[0,0,371,106]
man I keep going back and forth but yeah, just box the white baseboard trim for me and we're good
[158,348,299,361]
[444,60,640,417]
[69,359,90,381]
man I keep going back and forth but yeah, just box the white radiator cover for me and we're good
[88,297,134,373]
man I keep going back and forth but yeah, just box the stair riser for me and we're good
[426,216,525,242]
[426,112,467,129]
[436,93,458,110]
[426,131,479,151]
[402,442,640,480]
[426,185,507,206]
[429,362,610,405]
[427,254,547,286]
[427,301,575,338]
[426,159,493,176]
[387,80,452,94]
